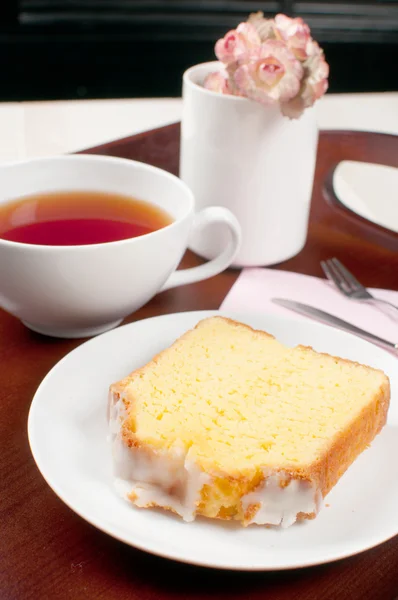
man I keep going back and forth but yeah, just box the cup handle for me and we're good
[160,207,241,292]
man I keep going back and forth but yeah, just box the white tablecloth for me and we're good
[1,93,397,164]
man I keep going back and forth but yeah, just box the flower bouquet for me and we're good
[204,12,329,119]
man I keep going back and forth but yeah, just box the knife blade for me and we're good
[272,298,398,351]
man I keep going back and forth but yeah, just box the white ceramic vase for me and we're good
[180,61,319,268]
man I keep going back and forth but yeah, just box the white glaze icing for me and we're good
[108,391,210,521]
[108,391,322,527]
[241,471,322,528]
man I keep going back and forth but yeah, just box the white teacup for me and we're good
[0,155,241,338]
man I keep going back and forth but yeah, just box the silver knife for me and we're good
[272,298,398,351]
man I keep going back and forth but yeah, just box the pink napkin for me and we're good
[220,268,398,343]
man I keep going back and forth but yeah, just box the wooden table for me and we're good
[1,124,398,600]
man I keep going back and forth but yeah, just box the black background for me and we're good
[1,1,397,101]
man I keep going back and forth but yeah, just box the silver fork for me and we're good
[320,257,398,315]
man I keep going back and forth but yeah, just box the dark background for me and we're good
[1,0,397,102]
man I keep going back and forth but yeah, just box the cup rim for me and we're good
[183,61,248,103]
[0,154,194,251]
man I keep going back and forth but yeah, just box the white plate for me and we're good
[333,161,398,233]
[28,310,398,571]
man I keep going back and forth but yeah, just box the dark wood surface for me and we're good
[1,124,398,600]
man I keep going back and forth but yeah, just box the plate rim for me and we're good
[27,309,398,571]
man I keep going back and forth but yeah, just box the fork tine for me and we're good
[328,259,351,291]
[329,258,353,290]
[331,258,364,292]
[320,260,347,293]
[320,260,334,283]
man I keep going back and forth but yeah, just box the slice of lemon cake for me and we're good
[109,316,390,527]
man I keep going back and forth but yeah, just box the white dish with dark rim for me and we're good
[333,161,398,233]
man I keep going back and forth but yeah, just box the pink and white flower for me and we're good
[274,14,311,61]
[248,11,276,42]
[303,40,329,103]
[281,40,329,118]
[204,12,329,118]
[214,23,261,65]
[203,71,232,95]
[233,40,303,105]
